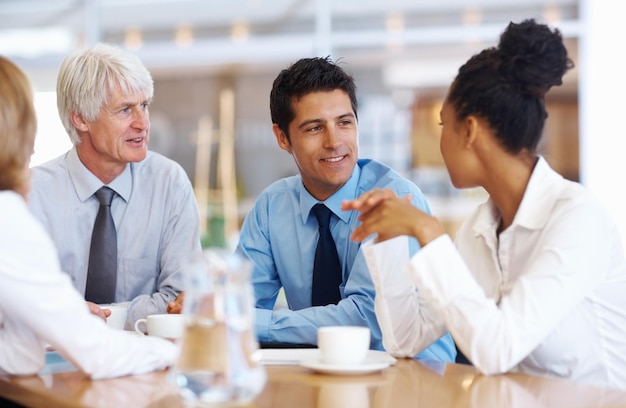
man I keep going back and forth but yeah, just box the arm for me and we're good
[342,188,445,245]
[411,218,609,374]
[361,236,449,357]
[126,170,201,325]
[251,248,382,349]
[343,188,456,361]
[0,197,178,379]
[410,199,616,374]
[0,263,178,379]
[236,192,381,348]
[242,185,455,361]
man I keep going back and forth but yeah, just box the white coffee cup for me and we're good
[134,314,186,339]
[317,326,371,365]
[100,304,129,330]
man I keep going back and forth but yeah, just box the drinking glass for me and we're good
[169,249,266,405]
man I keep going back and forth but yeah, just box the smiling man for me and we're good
[28,44,201,328]
[235,56,456,362]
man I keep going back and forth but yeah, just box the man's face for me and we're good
[273,89,358,201]
[76,83,150,174]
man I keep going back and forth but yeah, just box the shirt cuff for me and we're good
[255,307,272,342]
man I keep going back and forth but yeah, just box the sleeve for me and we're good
[410,200,614,374]
[254,248,382,348]
[362,177,456,361]
[0,209,178,380]
[362,236,450,358]
[236,196,282,341]
[126,166,202,325]
[242,178,455,362]
[237,193,382,347]
[236,195,282,313]
[0,269,179,379]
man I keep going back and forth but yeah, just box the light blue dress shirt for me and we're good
[28,148,202,327]
[236,158,456,362]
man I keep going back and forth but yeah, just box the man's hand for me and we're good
[166,292,185,314]
[86,301,111,321]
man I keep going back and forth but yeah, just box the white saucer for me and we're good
[301,350,395,375]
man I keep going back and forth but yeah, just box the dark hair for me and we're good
[269,56,358,140]
[447,19,574,154]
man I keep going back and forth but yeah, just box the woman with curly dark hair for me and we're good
[343,19,626,389]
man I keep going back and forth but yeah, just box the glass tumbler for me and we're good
[169,249,266,405]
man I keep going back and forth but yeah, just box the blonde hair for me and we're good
[56,43,153,145]
[0,56,37,194]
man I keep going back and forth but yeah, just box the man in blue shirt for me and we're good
[236,57,455,361]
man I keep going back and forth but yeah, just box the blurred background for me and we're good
[1,0,623,249]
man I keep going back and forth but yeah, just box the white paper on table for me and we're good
[260,348,322,365]
[259,349,397,366]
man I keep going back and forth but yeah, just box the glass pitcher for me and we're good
[169,249,266,405]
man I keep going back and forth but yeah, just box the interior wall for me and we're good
[147,62,580,241]
[148,65,399,200]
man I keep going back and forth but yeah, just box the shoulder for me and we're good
[257,174,300,201]
[137,151,185,173]
[357,159,428,212]
[133,151,191,186]
[531,160,609,228]
[30,154,69,185]
[29,154,73,211]
[358,159,420,193]
[553,177,613,226]
[0,192,54,253]
[245,175,301,219]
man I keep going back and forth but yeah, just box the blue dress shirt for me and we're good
[28,148,202,327]
[236,158,456,362]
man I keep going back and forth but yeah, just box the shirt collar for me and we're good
[67,147,132,202]
[513,156,563,230]
[473,156,564,235]
[298,163,362,225]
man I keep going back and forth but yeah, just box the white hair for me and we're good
[56,43,154,145]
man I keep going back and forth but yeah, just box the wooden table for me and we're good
[2,358,626,407]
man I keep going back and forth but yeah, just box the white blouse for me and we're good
[363,158,626,389]
[0,191,178,379]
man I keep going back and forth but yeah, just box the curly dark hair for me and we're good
[269,56,358,141]
[447,19,574,154]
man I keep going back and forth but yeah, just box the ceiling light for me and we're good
[386,13,404,34]
[0,28,72,58]
[462,8,482,26]
[231,21,250,43]
[125,27,143,50]
[544,5,561,24]
[176,25,193,48]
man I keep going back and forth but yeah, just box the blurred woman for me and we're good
[342,19,626,389]
[0,56,178,379]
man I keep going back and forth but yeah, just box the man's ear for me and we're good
[70,112,89,132]
[272,123,291,153]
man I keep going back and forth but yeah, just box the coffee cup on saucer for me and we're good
[317,326,371,365]
[134,314,186,340]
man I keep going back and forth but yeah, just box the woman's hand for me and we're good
[342,188,446,246]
